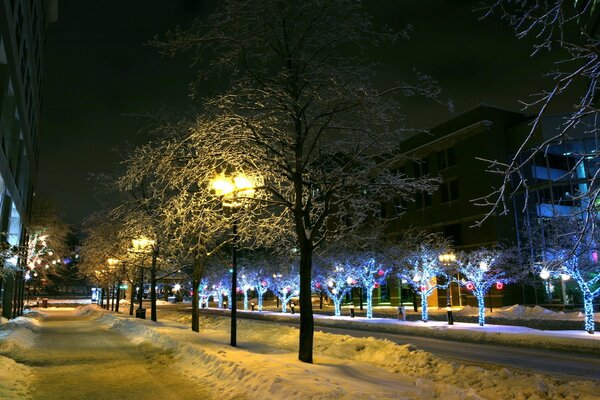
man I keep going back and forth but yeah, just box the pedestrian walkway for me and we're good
[9,310,212,400]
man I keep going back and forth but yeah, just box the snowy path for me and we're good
[10,310,212,400]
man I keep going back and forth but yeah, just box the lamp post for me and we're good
[131,238,155,319]
[211,173,256,348]
[439,252,456,325]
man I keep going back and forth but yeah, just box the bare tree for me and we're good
[476,1,600,227]
[153,0,442,363]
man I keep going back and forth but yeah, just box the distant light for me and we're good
[540,269,550,280]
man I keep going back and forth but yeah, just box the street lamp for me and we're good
[131,237,155,319]
[439,252,456,325]
[211,173,256,347]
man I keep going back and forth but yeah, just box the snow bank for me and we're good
[0,354,33,399]
[0,314,43,351]
[106,311,598,400]
[0,314,38,399]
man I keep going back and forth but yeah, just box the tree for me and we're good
[455,248,515,326]
[477,1,600,227]
[79,212,133,310]
[270,264,300,313]
[154,0,442,363]
[314,260,355,317]
[238,254,274,311]
[526,215,600,333]
[398,244,450,322]
[345,256,390,319]
[25,197,70,292]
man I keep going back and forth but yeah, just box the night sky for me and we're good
[38,0,560,226]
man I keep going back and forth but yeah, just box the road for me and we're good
[7,310,212,400]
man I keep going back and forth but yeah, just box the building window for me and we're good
[415,191,432,209]
[441,180,459,203]
[413,158,429,178]
[437,147,456,170]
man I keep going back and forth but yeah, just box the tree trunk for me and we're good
[583,290,595,333]
[366,288,373,319]
[298,236,314,363]
[129,281,135,316]
[115,282,121,313]
[477,294,486,326]
[150,248,158,322]
[420,292,428,322]
[191,255,204,333]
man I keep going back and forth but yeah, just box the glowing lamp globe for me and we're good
[539,269,550,280]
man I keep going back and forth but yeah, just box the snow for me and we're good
[1,302,599,399]
[85,305,600,398]
[455,304,597,321]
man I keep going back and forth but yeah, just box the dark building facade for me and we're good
[0,0,56,318]
[376,104,592,309]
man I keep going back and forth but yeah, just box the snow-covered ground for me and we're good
[1,303,598,399]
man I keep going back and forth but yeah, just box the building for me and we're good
[0,0,57,319]
[377,104,594,310]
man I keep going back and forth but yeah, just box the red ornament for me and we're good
[352,279,358,285]
[374,282,380,289]
[466,282,474,291]
[495,282,504,290]
[420,285,427,292]
[315,282,321,289]
[261,281,268,287]
[377,269,385,276]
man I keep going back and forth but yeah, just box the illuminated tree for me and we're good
[345,257,390,319]
[239,255,273,311]
[398,245,450,322]
[154,0,443,363]
[198,278,212,307]
[314,260,356,317]
[270,265,300,313]
[24,197,70,291]
[527,216,600,333]
[238,268,257,311]
[455,248,513,326]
